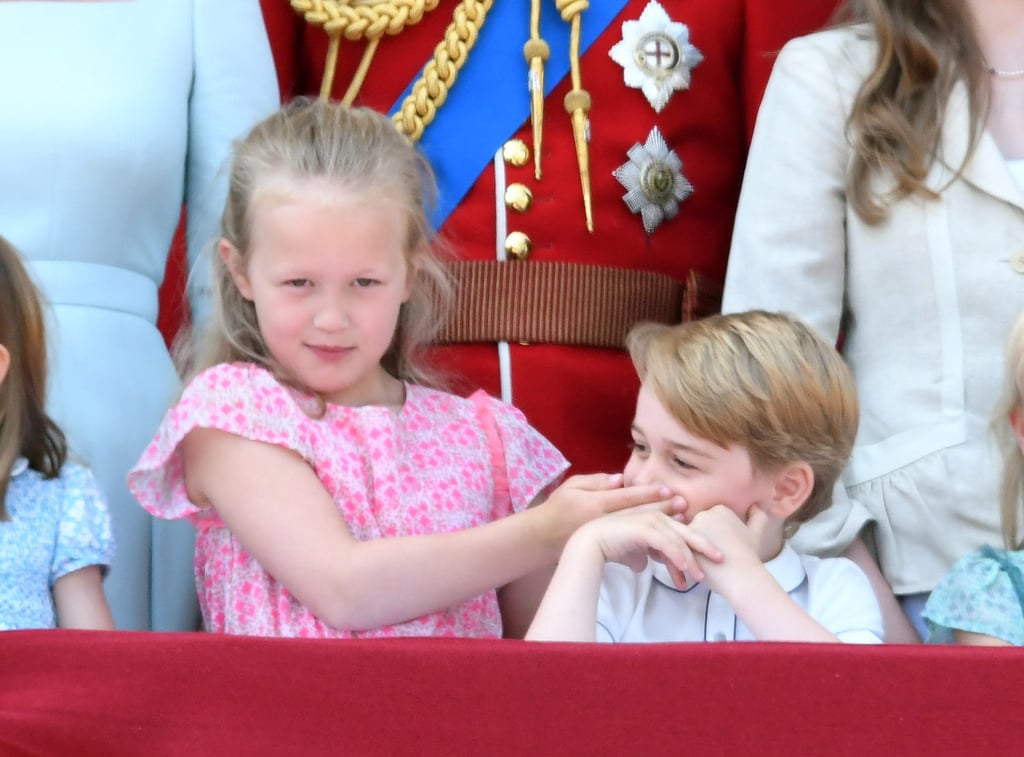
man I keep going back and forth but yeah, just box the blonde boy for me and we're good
[527,311,883,643]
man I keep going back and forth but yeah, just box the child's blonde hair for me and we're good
[994,311,1024,550]
[627,310,859,531]
[0,236,67,520]
[192,98,451,390]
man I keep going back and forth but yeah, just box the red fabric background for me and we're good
[0,631,1014,756]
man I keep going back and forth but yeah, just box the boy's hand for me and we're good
[689,505,768,596]
[571,508,723,587]
[534,474,685,553]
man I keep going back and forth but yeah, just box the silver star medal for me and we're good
[609,0,703,113]
[614,126,693,234]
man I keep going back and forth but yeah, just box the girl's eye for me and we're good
[672,457,697,471]
[354,278,378,288]
[284,279,310,288]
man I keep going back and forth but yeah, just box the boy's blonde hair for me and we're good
[627,310,859,529]
[994,311,1024,550]
[0,236,67,520]
[191,98,451,391]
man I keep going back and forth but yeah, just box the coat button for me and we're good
[504,231,532,260]
[1011,248,1024,274]
[502,139,531,167]
[504,183,534,212]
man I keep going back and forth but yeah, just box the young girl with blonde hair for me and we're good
[924,311,1024,646]
[129,99,678,638]
[0,236,114,630]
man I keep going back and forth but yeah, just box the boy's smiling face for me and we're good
[623,383,778,524]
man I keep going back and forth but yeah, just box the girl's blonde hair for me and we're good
[994,312,1024,550]
[627,311,859,533]
[189,98,451,393]
[0,236,67,520]
[834,0,988,224]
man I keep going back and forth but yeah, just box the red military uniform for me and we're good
[260,0,837,474]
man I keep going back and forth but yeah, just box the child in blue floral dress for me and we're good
[924,310,1024,646]
[0,236,115,630]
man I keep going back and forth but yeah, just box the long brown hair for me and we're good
[835,0,989,223]
[0,236,67,520]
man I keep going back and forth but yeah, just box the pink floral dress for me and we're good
[129,363,568,638]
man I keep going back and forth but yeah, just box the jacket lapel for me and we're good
[938,81,1024,211]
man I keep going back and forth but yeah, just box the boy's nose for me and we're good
[630,458,662,488]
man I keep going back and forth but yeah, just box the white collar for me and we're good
[10,457,29,477]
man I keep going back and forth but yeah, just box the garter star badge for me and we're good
[614,126,693,234]
[609,0,703,113]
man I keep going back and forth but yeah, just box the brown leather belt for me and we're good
[434,261,722,349]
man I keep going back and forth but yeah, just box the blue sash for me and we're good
[388,0,630,228]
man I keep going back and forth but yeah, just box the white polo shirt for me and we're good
[596,544,883,643]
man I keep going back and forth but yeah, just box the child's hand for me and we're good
[533,473,685,553]
[574,508,723,587]
[688,505,768,595]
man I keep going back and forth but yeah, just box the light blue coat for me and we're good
[0,0,279,629]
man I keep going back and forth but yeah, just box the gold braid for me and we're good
[391,0,494,141]
[292,0,492,142]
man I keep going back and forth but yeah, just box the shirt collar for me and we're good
[10,457,29,477]
[761,543,808,593]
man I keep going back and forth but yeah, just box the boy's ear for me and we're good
[0,344,9,386]
[1010,407,1024,455]
[764,461,814,520]
[218,239,254,301]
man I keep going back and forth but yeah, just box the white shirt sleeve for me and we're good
[801,554,884,644]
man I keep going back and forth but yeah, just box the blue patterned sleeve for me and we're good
[49,463,116,584]
[923,546,1024,645]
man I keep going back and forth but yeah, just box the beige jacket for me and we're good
[723,26,1024,594]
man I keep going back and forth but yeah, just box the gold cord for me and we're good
[523,0,549,179]
[556,0,592,232]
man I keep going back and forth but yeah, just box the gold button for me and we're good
[504,183,533,212]
[504,231,532,260]
[1012,249,1024,274]
[502,139,530,167]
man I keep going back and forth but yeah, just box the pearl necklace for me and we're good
[988,66,1024,79]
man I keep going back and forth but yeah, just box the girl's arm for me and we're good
[953,630,1013,646]
[184,428,677,632]
[53,566,115,630]
[497,563,556,639]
